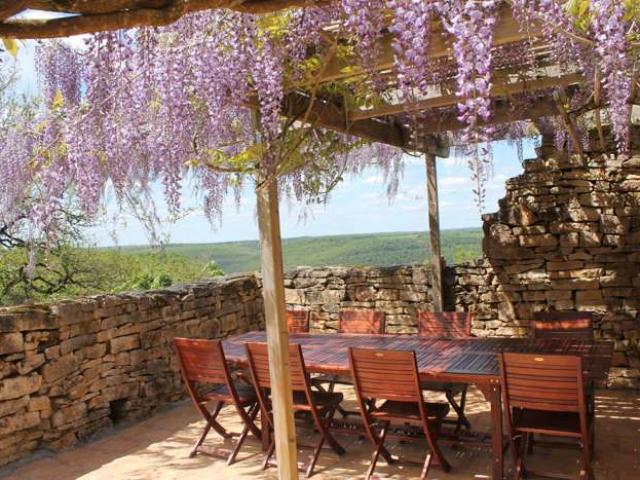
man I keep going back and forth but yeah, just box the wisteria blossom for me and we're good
[590,0,631,152]
[0,1,637,241]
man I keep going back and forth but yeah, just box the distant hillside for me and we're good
[116,229,482,274]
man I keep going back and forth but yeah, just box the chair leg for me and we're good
[263,439,275,470]
[190,422,212,457]
[420,452,432,480]
[204,401,232,439]
[580,433,594,480]
[306,435,325,477]
[365,421,392,480]
[227,404,260,466]
[514,435,526,480]
[427,435,450,472]
[445,388,471,432]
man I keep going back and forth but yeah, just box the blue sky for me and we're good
[83,145,531,246]
[8,31,534,247]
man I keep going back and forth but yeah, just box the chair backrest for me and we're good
[287,309,310,333]
[500,352,585,413]
[339,310,385,334]
[349,348,422,403]
[245,342,272,389]
[245,342,309,392]
[532,311,594,341]
[417,311,472,338]
[173,337,230,385]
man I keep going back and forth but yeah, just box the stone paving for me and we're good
[1,387,638,480]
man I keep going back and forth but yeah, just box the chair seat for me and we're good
[312,373,353,386]
[293,390,344,411]
[201,381,257,405]
[371,400,449,423]
[420,380,467,393]
[513,408,582,437]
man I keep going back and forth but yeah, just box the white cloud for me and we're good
[439,176,471,189]
[362,174,385,185]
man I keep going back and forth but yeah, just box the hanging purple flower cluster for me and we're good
[341,0,385,72]
[389,0,435,99]
[2,7,404,240]
[2,0,638,239]
[590,0,631,152]
[35,42,82,107]
[439,0,498,131]
[255,34,285,155]
[0,102,37,228]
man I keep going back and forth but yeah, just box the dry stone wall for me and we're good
[480,145,640,389]
[284,265,441,334]
[0,274,263,467]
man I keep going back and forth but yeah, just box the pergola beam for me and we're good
[0,0,28,21]
[313,5,542,85]
[279,92,450,157]
[349,73,583,121]
[416,97,561,136]
[0,0,331,38]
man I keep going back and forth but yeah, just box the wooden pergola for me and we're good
[2,2,634,479]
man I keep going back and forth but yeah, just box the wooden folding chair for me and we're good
[500,352,594,480]
[173,338,261,465]
[530,311,596,453]
[313,309,386,417]
[417,311,473,432]
[349,347,451,480]
[245,342,346,477]
[339,309,385,334]
[287,309,310,333]
[532,311,594,341]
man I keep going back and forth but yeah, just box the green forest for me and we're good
[119,229,483,273]
[0,229,482,307]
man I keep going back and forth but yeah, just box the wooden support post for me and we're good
[256,176,299,480]
[426,153,444,312]
[253,106,297,480]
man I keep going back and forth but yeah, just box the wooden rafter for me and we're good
[413,97,561,136]
[275,91,450,157]
[311,5,543,86]
[0,0,330,38]
[349,73,583,121]
[0,0,29,21]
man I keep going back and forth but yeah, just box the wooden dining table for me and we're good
[222,331,613,480]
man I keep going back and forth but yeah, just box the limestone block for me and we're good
[43,354,78,383]
[52,402,87,428]
[0,333,23,355]
[519,234,557,247]
[60,334,97,355]
[26,397,51,420]
[110,335,140,354]
[0,375,42,401]
[353,286,377,302]
[16,354,45,375]
[579,231,602,247]
[0,395,29,418]
[0,411,40,436]
[284,288,305,304]
[601,215,629,234]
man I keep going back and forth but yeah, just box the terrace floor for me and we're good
[2,387,639,480]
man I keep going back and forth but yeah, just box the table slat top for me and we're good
[223,331,613,383]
